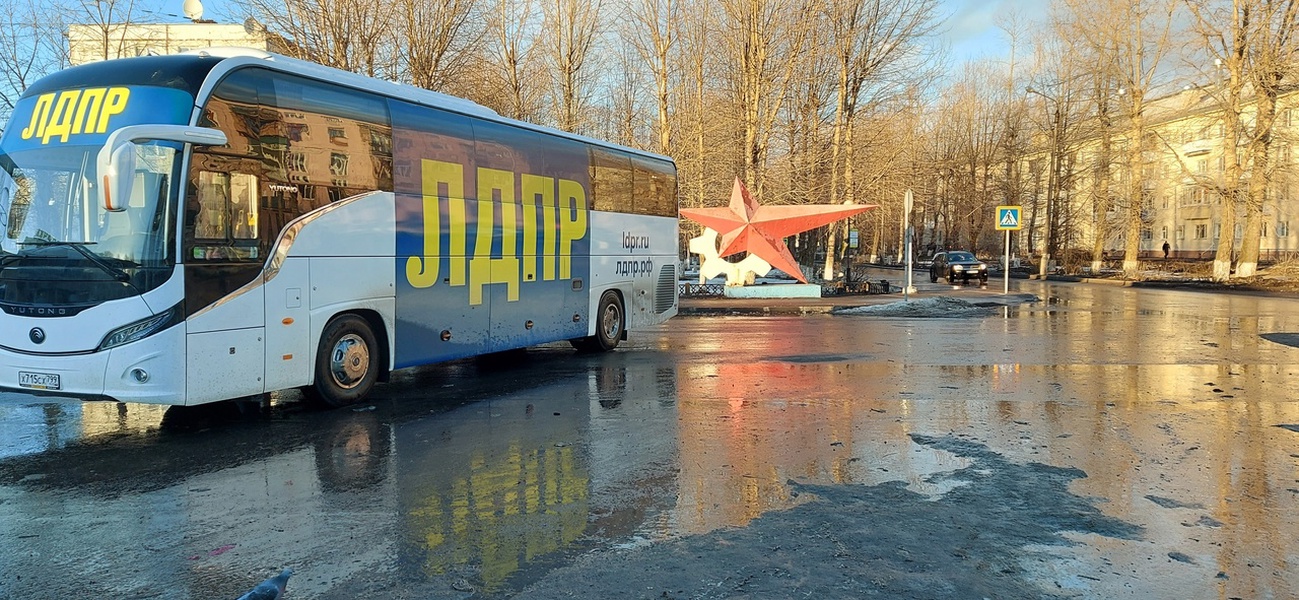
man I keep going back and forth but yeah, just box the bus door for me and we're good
[183,169,266,403]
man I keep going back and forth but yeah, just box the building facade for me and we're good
[1025,85,1296,263]
[66,21,280,67]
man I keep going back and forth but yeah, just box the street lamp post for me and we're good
[1026,86,1061,279]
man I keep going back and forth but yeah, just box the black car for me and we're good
[929,251,988,285]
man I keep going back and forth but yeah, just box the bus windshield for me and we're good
[0,142,183,303]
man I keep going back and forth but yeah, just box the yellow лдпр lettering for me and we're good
[20,87,131,144]
[557,179,586,280]
[407,159,588,304]
[406,160,463,288]
[520,173,550,283]
[470,168,519,305]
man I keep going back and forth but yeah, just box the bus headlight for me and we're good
[98,306,181,351]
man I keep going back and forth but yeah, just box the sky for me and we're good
[937,0,1053,65]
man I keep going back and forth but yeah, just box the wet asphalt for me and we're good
[2,276,1299,598]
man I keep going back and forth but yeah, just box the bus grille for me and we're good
[655,264,677,313]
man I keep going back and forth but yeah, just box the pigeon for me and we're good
[236,567,293,600]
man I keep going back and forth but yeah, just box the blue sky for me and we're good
[938,0,1053,64]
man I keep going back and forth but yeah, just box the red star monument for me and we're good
[680,177,876,283]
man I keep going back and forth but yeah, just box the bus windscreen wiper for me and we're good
[17,240,132,282]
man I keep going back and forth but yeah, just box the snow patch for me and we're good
[834,294,1039,318]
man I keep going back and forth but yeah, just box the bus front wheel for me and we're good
[571,290,624,352]
[309,314,378,408]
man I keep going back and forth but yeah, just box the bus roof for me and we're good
[23,54,223,98]
[185,47,676,166]
[16,49,673,166]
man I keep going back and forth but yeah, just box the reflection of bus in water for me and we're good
[0,358,682,597]
[393,359,679,593]
[0,48,677,409]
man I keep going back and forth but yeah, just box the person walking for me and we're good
[1162,241,1171,259]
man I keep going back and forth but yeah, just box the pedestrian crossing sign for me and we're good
[996,206,1022,230]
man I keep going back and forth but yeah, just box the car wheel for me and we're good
[307,314,379,408]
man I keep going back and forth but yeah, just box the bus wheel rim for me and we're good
[601,303,621,338]
[330,333,370,390]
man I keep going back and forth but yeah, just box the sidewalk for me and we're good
[677,283,1017,316]
[677,268,1298,316]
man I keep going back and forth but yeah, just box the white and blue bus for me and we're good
[0,48,678,407]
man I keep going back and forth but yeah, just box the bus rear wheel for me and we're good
[571,290,623,352]
[308,314,378,408]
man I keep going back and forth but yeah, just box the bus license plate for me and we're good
[19,371,60,390]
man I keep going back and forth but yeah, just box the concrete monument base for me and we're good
[723,283,821,299]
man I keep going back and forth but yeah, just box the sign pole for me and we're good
[995,205,1022,295]
[904,189,914,299]
[1003,229,1010,294]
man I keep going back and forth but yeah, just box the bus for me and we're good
[0,48,678,407]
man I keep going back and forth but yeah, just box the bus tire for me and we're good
[308,314,378,408]
[571,290,623,352]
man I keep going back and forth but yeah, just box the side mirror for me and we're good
[96,125,227,213]
[99,142,137,212]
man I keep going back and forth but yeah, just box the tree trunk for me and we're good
[1122,100,1144,277]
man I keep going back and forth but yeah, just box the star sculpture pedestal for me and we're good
[680,177,876,296]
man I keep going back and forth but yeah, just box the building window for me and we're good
[1263,223,1269,237]
[1214,223,1221,239]
[1217,156,1225,173]
[1195,224,1208,239]
[1177,225,1185,240]
[1161,225,1168,240]
[1278,221,1289,237]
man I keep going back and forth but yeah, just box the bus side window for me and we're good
[194,171,228,239]
[632,157,677,217]
[590,148,632,213]
[229,173,258,240]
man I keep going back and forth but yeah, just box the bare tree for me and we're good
[1184,0,1250,280]
[1235,0,1298,276]
[542,0,604,132]
[820,0,939,278]
[718,0,816,193]
[396,0,483,91]
[235,0,393,76]
[481,0,543,120]
[1062,0,1178,277]
[0,0,67,121]
[623,0,677,154]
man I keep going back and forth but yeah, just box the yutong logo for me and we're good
[29,328,45,344]
[12,306,69,316]
[1,304,88,317]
